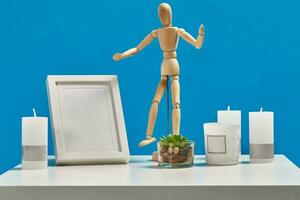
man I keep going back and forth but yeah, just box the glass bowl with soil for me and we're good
[157,134,194,168]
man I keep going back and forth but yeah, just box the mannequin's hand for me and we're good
[199,24,205,36]
[113,53,124,61]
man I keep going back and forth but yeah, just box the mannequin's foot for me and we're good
[138,137,156,147]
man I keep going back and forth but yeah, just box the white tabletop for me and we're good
[0,155,299,186]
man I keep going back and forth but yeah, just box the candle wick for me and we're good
[227,105,230,111]
[33,108,37,117]
[260,107,263,112]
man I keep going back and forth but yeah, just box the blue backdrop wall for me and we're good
[0,0,299,173]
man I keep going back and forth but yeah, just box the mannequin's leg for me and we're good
[171,75,180,135]
[145,76,167,139]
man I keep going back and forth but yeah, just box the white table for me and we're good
[0,155,299,200]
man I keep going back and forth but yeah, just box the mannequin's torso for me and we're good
[157,27,179,76]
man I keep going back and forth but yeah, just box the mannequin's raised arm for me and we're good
[113,30,157,61]
[177,24,205,49]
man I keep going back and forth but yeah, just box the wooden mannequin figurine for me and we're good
[113,3,205,147]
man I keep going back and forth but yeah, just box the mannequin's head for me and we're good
[158,3,172,27]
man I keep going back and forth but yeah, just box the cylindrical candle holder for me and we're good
[203,123,240,165]
[22,109,48,170]
[249,108,274,163]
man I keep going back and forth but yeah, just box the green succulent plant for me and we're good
[160,134,190,148]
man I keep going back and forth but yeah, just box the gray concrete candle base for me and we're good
[250,143,274,163]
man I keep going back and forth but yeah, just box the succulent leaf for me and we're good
[159,134,191,148]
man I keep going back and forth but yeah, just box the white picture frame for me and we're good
[47,75,130,165]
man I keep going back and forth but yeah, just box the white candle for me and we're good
[217,106,241,156]
[22,108,48,170]
[217,106,241,126]
[249,108,274,163]
[203,123,240,165]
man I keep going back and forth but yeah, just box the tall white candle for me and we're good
[217,106,241,125]
[249,108,274,163]
[217,106,241,156]
[22,108,48,170]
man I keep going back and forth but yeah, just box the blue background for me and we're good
[0,0,299,174]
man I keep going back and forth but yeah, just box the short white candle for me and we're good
[249,108,274,163]
[22,108,48,170]
[217,106,241,156]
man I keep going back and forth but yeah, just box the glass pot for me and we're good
[157,141,194,168]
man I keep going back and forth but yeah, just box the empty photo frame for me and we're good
[47,75,130,165]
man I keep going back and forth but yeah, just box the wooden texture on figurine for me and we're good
[113,3,205,147]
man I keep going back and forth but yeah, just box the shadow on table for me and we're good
[12,159,56,170]
[193,162,208,167]
[141,165,160,169]
[240,161,250,164]
[141,163,208,169]
[129,159,152,164]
